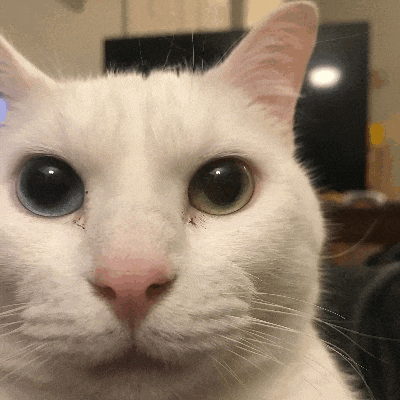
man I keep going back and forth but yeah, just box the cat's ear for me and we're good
[207,1,318,122]
[0,35,55,103]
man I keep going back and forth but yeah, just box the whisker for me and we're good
[0,302,29,308]
[0,349,50,383]
[210,355,244,385]
[321,341,376,400]
[219,333,280,365]
[251,303,377,351]
[0,321,23,330]
[315,319,382,360]
[252,307,305,318]
[240,327,283,345]
[318,318,400,342]
[241,326,321,360]
[226,346,273,371]
[251,296,398,358]
[248,303,380,398]
[237,318,374,398]
[249,317,299,334]
[234,291,347,320]
[251,297,315,313]
[257,293,346,319]
[210,356,230,385]
[248,312,376,399]
[2,341,45,362]
[250,314,370,359]
[247,294,395,358]
[242,330,288,351]
[302,375,327,399]
[0,306,26,316]
[0,326,23,337]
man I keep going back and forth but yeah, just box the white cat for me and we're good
[0,2,358,399]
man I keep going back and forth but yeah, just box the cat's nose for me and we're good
[91,253,174,328]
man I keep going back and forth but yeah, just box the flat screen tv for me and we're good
[105,22,369,192]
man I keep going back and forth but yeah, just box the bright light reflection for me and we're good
[308,66,342,89]
[44,167,56,175]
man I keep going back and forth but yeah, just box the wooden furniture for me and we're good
[325,202,400,246]
[321,193,400,265]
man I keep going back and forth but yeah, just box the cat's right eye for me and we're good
[17,156,84,217]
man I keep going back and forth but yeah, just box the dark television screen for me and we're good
[104,30,245,75]
[295,22,369,192]
[105,22,368,192]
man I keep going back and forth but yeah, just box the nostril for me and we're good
[146,279,173,301]
[89,277,174,302]
[91,282,117,301]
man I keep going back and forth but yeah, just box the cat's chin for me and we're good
[85,345,201,375]
[35,333,211,373]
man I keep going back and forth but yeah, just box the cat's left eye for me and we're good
[188,157,254,215]
[17,156,84,217]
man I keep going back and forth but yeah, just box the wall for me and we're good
[0,0,121,77]
[126,0,230,35]
[0,0,287,77]
[0,0,232,78]
[244,0,282,26]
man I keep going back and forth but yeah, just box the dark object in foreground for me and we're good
[319,243,400,400]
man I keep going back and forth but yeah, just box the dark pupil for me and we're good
[201,161,243,206]
[26,162,72,207]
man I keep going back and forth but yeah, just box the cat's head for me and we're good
[0,3,322,399]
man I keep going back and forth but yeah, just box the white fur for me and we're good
[0,3,358,399]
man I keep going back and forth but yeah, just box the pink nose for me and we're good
[91,252,173,328]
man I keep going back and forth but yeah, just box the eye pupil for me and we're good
[27,166,70,207]
[17,156,84,217]
[189,157,254,215]
[200,164,244,206]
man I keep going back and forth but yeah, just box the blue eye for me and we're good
[17,156,84,217]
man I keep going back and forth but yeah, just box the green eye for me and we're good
[17,156,84,217]
[188,157,254,215]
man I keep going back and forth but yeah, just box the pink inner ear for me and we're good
[208,3,318,122]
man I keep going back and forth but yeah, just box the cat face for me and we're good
[0,3,323,399]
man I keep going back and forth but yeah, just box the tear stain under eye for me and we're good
[73,215,86,230]
[72,192,88,230]
[181,209,197,226]
[188,214,207,229]
[188,217,196,226]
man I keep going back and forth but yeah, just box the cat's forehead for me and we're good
[12,71,285,177]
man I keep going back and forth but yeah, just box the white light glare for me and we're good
[308,66,342,89]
